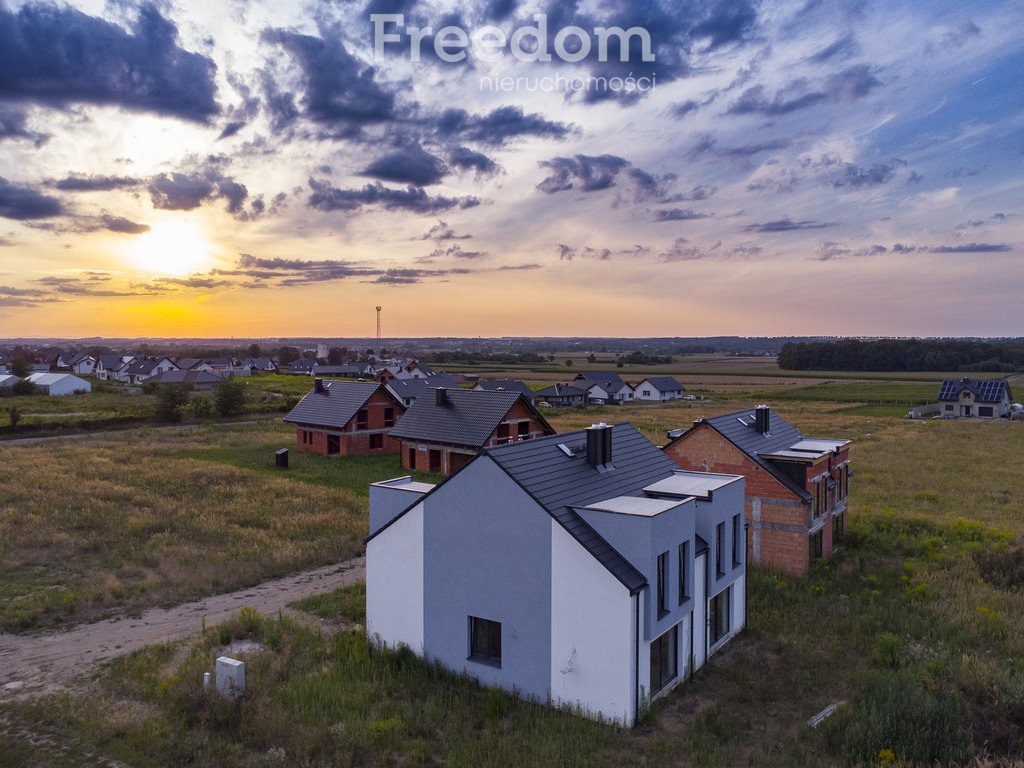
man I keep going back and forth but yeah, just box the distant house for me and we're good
[634,376,686,402]
[389,388,555,475]
[26,372,92,396]
[69,352,97,376]
[937,378,1013,419]
[310,363,375,379]
[121,356,179,385]
[473,379,535,399]
[533,383,589,407]
[574,372,634,404]
[385,375,459,407]
[286,360,317,375]
[241,357,277,373]
[663,405,851,577]
[95,355,133,381]
[366,423,747,726]
[383,358,436,380]
[53,351,77,371]
[284,380,407,456]
[147,369,223,391]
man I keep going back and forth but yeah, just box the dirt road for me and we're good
[0,556,365,699]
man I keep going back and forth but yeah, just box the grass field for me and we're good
[2,373,1024,765]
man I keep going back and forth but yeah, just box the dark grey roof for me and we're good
[312,364,365,376]
[640,376,685,392]
[534,383,588,397]
[937,378,1010,403]
[148,370,223,386]
[288,360,316,372]
[386,375,459,401]
[123,357,173,376]
[674,408,811,502]
[98,354,126,370]
[487,424,683,593]
[389,389,551,447]
[575,371,628,390]
[476,379,534,397]
[284,381,392,429]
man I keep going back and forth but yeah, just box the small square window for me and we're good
[469,616,501,666]
[369,433,383,450]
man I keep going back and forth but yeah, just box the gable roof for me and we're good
[638,376,685,392]
[575,371,629,391]
[284,381,396,429]
[386,375,459,401]
[937,378,1011,403]
[97,354,127,370]
[148,369,223,386]
[388,389,552,447]
[487,424,684,594]
[27,372,89,387]
[123,357,175,376]
[534,383,589,397]
[475,379,534,397]
[0,374,21,388]
[668,408,812,501]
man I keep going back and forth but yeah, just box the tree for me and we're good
[154,384,191,422]
[6,406,20,429]
[191,396,213,419]
[277,346,299,366]
[247,343,261,358]
[12,379,36,396]
[10,356,30,378]
[214,377,248,417]
[586,353,597,363]
[565,359,573,367]
[327,347,348,365]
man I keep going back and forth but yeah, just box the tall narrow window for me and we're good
[383,407,395,428]
[709,587,731,646]
[356,409,368,430]
[810,528,823,560]
[469,616,501,666]
[715,522,725,577]
[678,541,689,605]
[649,625,678,694]
[657,552,669,617]
[832,511,844,546]
[517,421,530,439]
[732,514,742,568]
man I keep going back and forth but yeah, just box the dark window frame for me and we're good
[657,552,670,618]
[468,616,502,667]
[678,541,689,605]
[383,407,396,428]
[832,510,844,547]
[356,409,369,431]
[649,625,678,694]
[810,528,823,560]
[709,587,731,646]
[369,433,384,450]
[715,521,725,577]
[732,513,742,568]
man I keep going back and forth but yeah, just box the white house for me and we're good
[573,372,634,404]
[937,378,1013,419]
[367,424,746,726]
[121,356,179,385]
[634,376,686,402]
[26,373,92,396]
[95,355,133,381]
[70,353,97,376]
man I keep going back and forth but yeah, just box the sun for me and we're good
[123,218,216,276]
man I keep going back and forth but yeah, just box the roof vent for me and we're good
[755,404,771,434]
[314,378,325,394]
[435,387,449,407]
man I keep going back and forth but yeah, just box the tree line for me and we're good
[777,339,1024,372]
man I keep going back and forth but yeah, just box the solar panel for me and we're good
[938,380,958,400]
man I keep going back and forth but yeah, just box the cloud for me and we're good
[556,244,611,261]
[446,146,500,178]
[659,238,703,261]
[101,215,149,235]
[0,105,48,146]
[728,65,881,116]
[808,34,859,63]
[419,220,472,241]
[743,218,836,232]
[418,244,487,262]
[829,159,905,188]
[361,145,448,186]
[146,159,263,220]
[433,106,573,145]
[815,242,888,261]
[34,276,160,296]
[941,20,981,49]
[652,208,709,222]
[0,284,47,297]
[307,179,479,214]
[658,239,763,261]
[0,177,63,219]
[537,155,631,194]
[148,172,217,211]
[497,263,541,271]
[0,4,218,123]
[929,242,1012,253]
[54,175,142,192]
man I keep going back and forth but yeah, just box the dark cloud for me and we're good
[483,0,519,21]
[434,106,573,145]
[447,146,500,178]
[537,155,631,194]
[941,20,981,49]
[216,253,470,287]
[0,4,218,122]
[497,263,541,271]
[671,100,701,118]
[720,139,790,157]
[0,177,63,220]
[418,244,487,262]
[261,28,397,131]
[658,239,763,261]
[815,242,887,261]
[361,145,448,186]
[101,215,149,235]
[743,218,836,232]
[0,105,48,145]
[307,179,479,214]
[146,160,263,220]
[652,208,709,222]
[808,34,859,63]
[729,65,881,116]
[54,175,142,192]
[830,159,905,188]
[687,133,717,159]
[148,172,217,211]
[136,276,231,289]
[556,244,611,261]
[420,220,472,241]
[34,276,159,296]
[0,284,47,297]
[929,242,1011,254]
[659,238,703,261]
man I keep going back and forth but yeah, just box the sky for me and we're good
[0,0,1022,339]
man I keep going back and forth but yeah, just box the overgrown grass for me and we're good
[291,583,366,624]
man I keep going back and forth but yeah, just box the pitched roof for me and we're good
[386,375,459,401]
[475,379,534,397]
[27,373,88,387]
[671,408,812,502]
[388,389,551,447]
[123,357,174,376]
[487,424,683,594]
[284,381,393,429]
[534,383,588,397]
[937,378,1011,403]
[312,364,366,376]
[575,371,629,390]
[639,376,685,392]
[0,374,21,388]
[148,369,223,386]
[97,354,127,370]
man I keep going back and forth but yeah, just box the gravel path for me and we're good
[0,556,365,700]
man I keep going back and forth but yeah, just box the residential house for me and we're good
[147,369,223,391]
[533,383,589,407]
[634,376,686,402]
[366,423,746,726]
[241,357,277,373]
[95,355,133,381]
[286,359,317,375]
[937,378,1013,419]
[26,372,92,396]
[574,372,634,404]
[310,363,375,379]
[284,380,406,456]
[52,351,77,371]
[121,357,179,385]
[389,388,555,475]
[385,375,459,407]
[663,405,851,577]
[69,352,97,376]
[473,379,535,399]
[383,358,436,381]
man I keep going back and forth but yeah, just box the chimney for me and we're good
[585,423,613,468]
[435,387,448,407]
[314,378,325,394]
[755,404,770,434]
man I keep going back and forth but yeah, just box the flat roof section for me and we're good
[643,470,743,500]
[585,495,687,518]
[760,449,829,463]
[371,476,437,494]
[789,438,851,453]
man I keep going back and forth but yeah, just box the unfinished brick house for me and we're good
[284,380,406,456]
[663,406,850,576]
[389,388,556,476]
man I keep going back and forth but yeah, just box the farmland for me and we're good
[1,367,1023,766]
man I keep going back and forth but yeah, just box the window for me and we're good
[810,528,823,560]
[642,389,651,397]
[383,407,395,428]
[678,541,689,604]
[709,587,731,646]
[356,409,368,430]
[715,522,725,577]
[496,423,511,444]
[469,616,501,666]
[517,421,530,439]
[732,514,742,568]
[832,511,844,547]
[945,404,954,412]
[407,447,416,468]
[428,449,442,473]
[657,552,669,617]
[369,433,383,450]
[649,625,678,694]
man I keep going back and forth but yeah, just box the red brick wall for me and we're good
[293,386,405,456]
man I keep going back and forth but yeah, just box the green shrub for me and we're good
[872,632,902,669]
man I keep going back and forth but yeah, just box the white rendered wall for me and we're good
[366,503,424,652]
[550,521,633,725]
